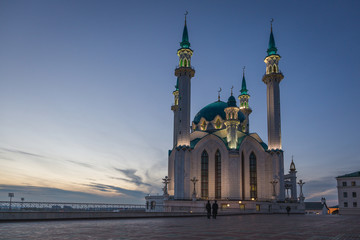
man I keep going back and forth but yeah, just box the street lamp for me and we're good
[190,177,198,201]
[8,193,14,211]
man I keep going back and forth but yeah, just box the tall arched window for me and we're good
[241,151,245,200]
[215,150,221,199]
[184,59,188,67]
[273,65,277,73]
[249,152,257,199]
[201,150,209,198]
[269,66,273,73]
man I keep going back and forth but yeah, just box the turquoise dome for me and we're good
[193,101,245,124]
[227,95,237,107]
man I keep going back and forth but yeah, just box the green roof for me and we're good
[240,73,248,95]
[267,26,278,56]
[337,171,360,178]
[175,77,179,90]
[227,95,237,107]
[180,21,190,49]
[193,101,245,125]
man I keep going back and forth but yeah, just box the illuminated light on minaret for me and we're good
[239,66,252,133]
[173,12,195,200]
[174,11,195,147]
[224,87,240,149]
[262,19,284,150]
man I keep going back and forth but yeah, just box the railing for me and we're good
[175,65,195,71]
[0,201,145,212]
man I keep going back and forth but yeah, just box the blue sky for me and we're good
[0,0,359,205]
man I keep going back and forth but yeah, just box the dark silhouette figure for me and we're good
[206,201,211,219]
[286,206,291,216]
[212,200,218,219]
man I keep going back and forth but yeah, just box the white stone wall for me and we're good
[337,177,360,214]
[168,131,283,201]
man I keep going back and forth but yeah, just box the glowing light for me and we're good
[227,204,230,207]
[251,198,255,201]
[238,201,242,204]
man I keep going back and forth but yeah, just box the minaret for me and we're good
[263,20,285,201]
[174,13,195,147]
[239,67,252,133]
[224,87,240,149]
[262,21,284,150]
[289,156,298,200]
[171,78,180,147]
[173,13,195,200]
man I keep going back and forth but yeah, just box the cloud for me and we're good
[0,147,44,158]
[113,168,151,187]
[0,184,145,204]
[85,182,146,199]
[66,160,94,169]
[303,175,338,203]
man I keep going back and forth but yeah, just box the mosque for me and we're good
[146,17,305,213]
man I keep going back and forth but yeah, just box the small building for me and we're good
[336,171,360,215]
[305,202,323,215]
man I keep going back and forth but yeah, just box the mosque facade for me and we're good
[146,17,304,213]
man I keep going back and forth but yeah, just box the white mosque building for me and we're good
[146,17,305,213]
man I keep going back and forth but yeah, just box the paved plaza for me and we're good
[0,214,359,240]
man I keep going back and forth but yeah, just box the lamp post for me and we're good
[21,197,25,210]
[297,179,305,203]
[270,179,278,202]
[8,193,14,211]
[190,177,198,201]
[162,176,170,200]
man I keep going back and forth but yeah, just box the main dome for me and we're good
[193,101,245,124]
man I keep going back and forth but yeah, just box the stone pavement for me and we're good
[0,214,359,240]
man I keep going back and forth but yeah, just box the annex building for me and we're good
[146,17,305,214]
[336,171,360,215]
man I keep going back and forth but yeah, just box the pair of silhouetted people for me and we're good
[206,200,218,219]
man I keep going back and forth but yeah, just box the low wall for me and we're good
[0,211,204,222]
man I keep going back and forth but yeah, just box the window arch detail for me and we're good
[215,150,221,199]
[249,152,257,199]
[201,150,209,198]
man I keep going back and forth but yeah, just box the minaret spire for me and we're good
[241,66,248,95]
[239,66,252,133]
[180,11,190,49]
[267,19,278,56]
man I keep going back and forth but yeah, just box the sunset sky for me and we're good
[1,0,359,205]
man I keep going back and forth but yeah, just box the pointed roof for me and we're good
[267,22,278,56]
[240,70,248,95]
[180,17,190,49]
[290,157,296,172]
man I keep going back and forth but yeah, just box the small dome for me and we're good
[193,101,245,125]
[227,96,237,107]
[290,160,296,172]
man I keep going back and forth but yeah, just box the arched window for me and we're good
[241,151,245,200]
[273,64,277,73]
[180,59,183,67]
[201,150,209,198]
[215,150,221,199]
[215,119,221,129]
[269,66,273,73]
[201,121,207,131]
[249,152,257,199]
[184,59,188,67]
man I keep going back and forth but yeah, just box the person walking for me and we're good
[212,200,218,219]
[206,200,211,219]
[286,206,291,216]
